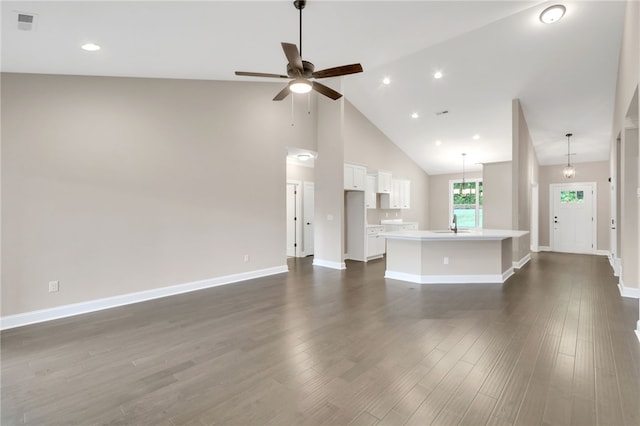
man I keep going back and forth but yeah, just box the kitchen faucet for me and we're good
[450,214,458,234]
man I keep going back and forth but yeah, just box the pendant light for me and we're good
[563,133,576,179]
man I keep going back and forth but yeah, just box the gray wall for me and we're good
[538,161,610,251]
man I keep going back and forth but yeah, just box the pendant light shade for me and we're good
[563,133,575,179]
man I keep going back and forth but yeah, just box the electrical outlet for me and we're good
[443,257,449,265]
[48,280,59,292]
[243,254,250,263]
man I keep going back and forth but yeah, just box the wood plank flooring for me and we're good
[2,252,639,425]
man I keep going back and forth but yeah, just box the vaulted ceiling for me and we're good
[1,1,626,174]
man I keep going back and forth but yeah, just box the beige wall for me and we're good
[314,94,345,267]
[511,99,538,261]
[2,73,432,319]
[482,161,513,229]
[1,73,318,316]
[427,171,482,230]
[610,1,640,302]
[538,161,610,251]
[286,163,314,183]
[344,101,429,227]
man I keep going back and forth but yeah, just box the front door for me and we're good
[551,183,596,254]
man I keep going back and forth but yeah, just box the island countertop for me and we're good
[381,228,529,241]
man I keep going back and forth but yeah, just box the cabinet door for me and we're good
[365,175,377,209]
[377,171,392,193]
[375,234,385,255]
[391,179,401,208]
[367,235,377,257]
[352,166,366,190]
[344,164,354,190]
[367,234,385,257]
[401,180,411,209]
[344,164,366,191]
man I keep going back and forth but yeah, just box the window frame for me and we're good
[448,178,483,229]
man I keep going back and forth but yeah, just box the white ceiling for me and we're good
[1,1,626,174]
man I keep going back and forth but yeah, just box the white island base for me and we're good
[384,229,529,284]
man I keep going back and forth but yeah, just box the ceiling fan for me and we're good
[235,0,363,101]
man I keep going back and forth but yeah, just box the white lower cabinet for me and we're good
[366,226,385,260]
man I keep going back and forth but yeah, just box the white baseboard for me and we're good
[530,245,540,253]
[0,265,288,331]
[312,258,346,270]
[617,282,640,299]
[610,257,621,277]
[539,246,551,252]
[636,321,640,343]
[513,253,531,269]
[595,249,609,256]
[384,268,513,284]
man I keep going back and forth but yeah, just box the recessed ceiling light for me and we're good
[433,71,443,79]
[297,153,313,161]
[539,4,566,24]
[435,140,442,146]
[472,134,480,140]
[81,43,101,51]
[382,77,391,85]
[411,113,419,119]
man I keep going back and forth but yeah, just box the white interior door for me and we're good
[551,183,595,254]
[531,182,539,251]
[286,182,300,257]
[303,181,314,256]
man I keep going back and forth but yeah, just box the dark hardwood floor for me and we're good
[2,252,639,425]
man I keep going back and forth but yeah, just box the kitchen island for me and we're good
[382,229,530,284]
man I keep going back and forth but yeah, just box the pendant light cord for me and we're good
[462,153,466,186]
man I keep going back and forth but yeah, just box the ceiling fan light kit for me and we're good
[234,0,363,101]
[290,79,312,94]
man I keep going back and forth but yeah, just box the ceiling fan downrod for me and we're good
[294,0,306,58]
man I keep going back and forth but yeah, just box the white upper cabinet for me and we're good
[380,178,411,209]
[365,175,377,209]
[399,179,411,209]
[376,170,392,194]
[344,163,366,191]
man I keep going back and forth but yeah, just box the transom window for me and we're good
[449,179,483,228]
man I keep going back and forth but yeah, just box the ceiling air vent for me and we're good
[17,12,37,31]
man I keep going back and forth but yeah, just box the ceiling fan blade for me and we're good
[312,63,363,79]
[273,85,291,101]
[312,81,342,100]
[235,71,289,79]
[281,42,304,75]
